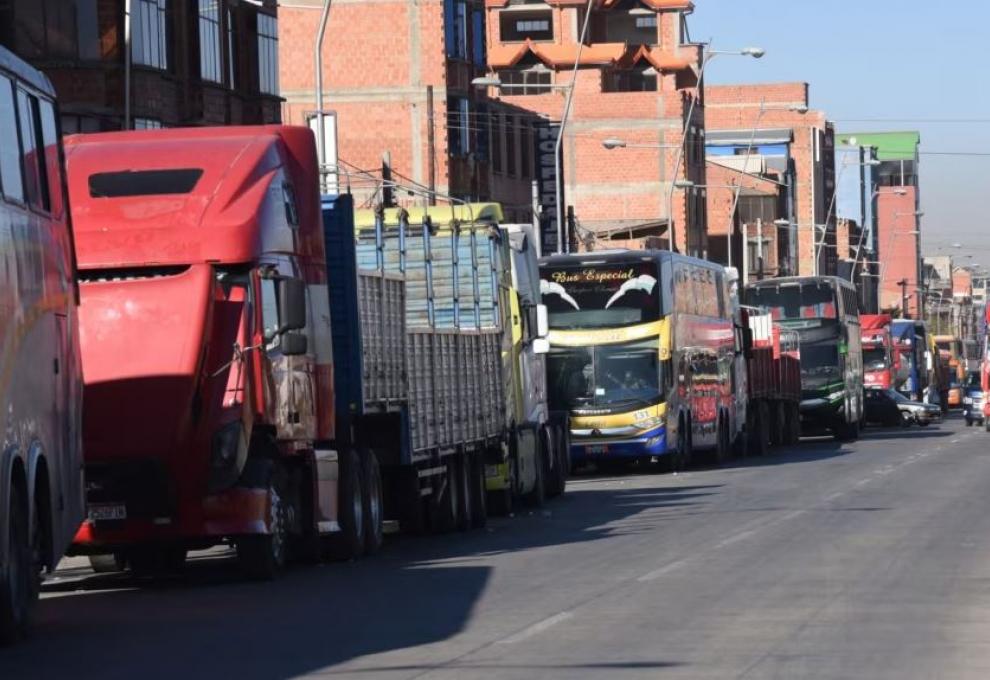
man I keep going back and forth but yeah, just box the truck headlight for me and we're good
[209,421,248,493]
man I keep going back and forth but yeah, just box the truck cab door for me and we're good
[257,271,316,442]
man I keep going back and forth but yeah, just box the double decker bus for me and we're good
[540,250,736,471]
[0,46,84,641]
[744,276,863,441]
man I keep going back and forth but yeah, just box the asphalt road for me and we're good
[4,415,990,679]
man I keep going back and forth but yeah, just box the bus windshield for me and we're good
[801,341,841,385]
[541,260,661,329]
[547,339,662,410]
[747,282,838,321]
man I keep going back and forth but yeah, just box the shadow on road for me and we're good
[1,484,718,679]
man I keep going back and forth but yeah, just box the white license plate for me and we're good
[88,504,127,521]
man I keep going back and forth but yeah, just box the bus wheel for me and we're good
[0,483,32,644]
[362,450,384,555]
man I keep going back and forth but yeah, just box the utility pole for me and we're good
[898,278,910,319]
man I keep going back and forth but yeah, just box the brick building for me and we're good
[705,82,835,277]
[278,0,535,221]
[480,0,705,255]
[0,0,282,132]
[704,160,787,281]
[836,132,922,317]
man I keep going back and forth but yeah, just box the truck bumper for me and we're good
[569,426,667,463]
[70,486,270,553]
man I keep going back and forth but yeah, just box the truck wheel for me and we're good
[751,403,770,456]
[522,440,546,508]
[772,403,787,447]
[672,414,692,471]
[362,450,384,555]
[89,553,127,574]
[326,448,366,559]
[468,454,488,529]
[714,414,729,464]
[487,454,514,517]
[430,457,460,533]
[0,483,33,644]
[456,454,474,532]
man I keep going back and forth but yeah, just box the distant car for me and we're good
[864,387,903,427]
[962,371,985,427]
[865,388,941,428]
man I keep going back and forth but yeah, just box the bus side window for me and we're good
[0,75,23,204]
[38,97,63,219]
[16,88,51,213]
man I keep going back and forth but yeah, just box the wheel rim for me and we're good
[369,466,382,535]
[269,486,286,566]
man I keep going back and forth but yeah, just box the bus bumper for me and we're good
[799,397,844,431]
[569,426,667,463]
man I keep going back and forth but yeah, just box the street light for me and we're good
[663,42,766,254]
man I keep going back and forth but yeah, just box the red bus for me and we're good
[0,46,84,642]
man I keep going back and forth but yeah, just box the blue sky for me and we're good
[691,0,990,268]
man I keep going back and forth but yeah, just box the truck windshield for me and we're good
[863,347,888,371]
[747,282,838,321]
[547,339,662,410]
[541,260,661,329]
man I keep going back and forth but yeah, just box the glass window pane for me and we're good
[0,77,23,203]
[17,90,46,210]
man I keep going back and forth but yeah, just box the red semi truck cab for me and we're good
[861,314,897,390]
[65,126,355,576]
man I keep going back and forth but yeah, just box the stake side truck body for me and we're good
[67,127,510,577]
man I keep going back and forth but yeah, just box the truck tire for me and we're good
[89,553,127,574]
[672,414,692,471]
[468,453,488,529]
[714,413,729,464]
[0,483,33,644]
[325,448,366,560]
[362,450,384,555]
[456,454,474,532]
[771,402,786,447]
[430,457,461,533]
[751,402,770,456]
[237,462,291,578]
[522,439,546,508]
[487,453,514,517]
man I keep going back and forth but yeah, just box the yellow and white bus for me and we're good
[540,250,736,471]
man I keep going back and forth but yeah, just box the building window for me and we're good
[471,8,486,67]
[498,64,552,95]
[603,7,659,45]
[444,0,469,60]
[199,0,222,83]
[257,13,279,95]
[604,65,657,92]
[505,114,516,176]
[520,121,532,179]
[447,97,470,157]
[499,10,553,42]
[227,8,237,88]
[132,0,169,70]
[491,114,503,173]
[134,118,163,129]
[76,0,101,60]
[0,76,24,204]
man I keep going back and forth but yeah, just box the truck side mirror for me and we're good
[278,278,307,332]
[532,338,550,355]
[536,304,549,338]
[280,332,308,356]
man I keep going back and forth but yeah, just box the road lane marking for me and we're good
[497,612,574,644]
[714,528,758,548]
[637,559,689,582]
